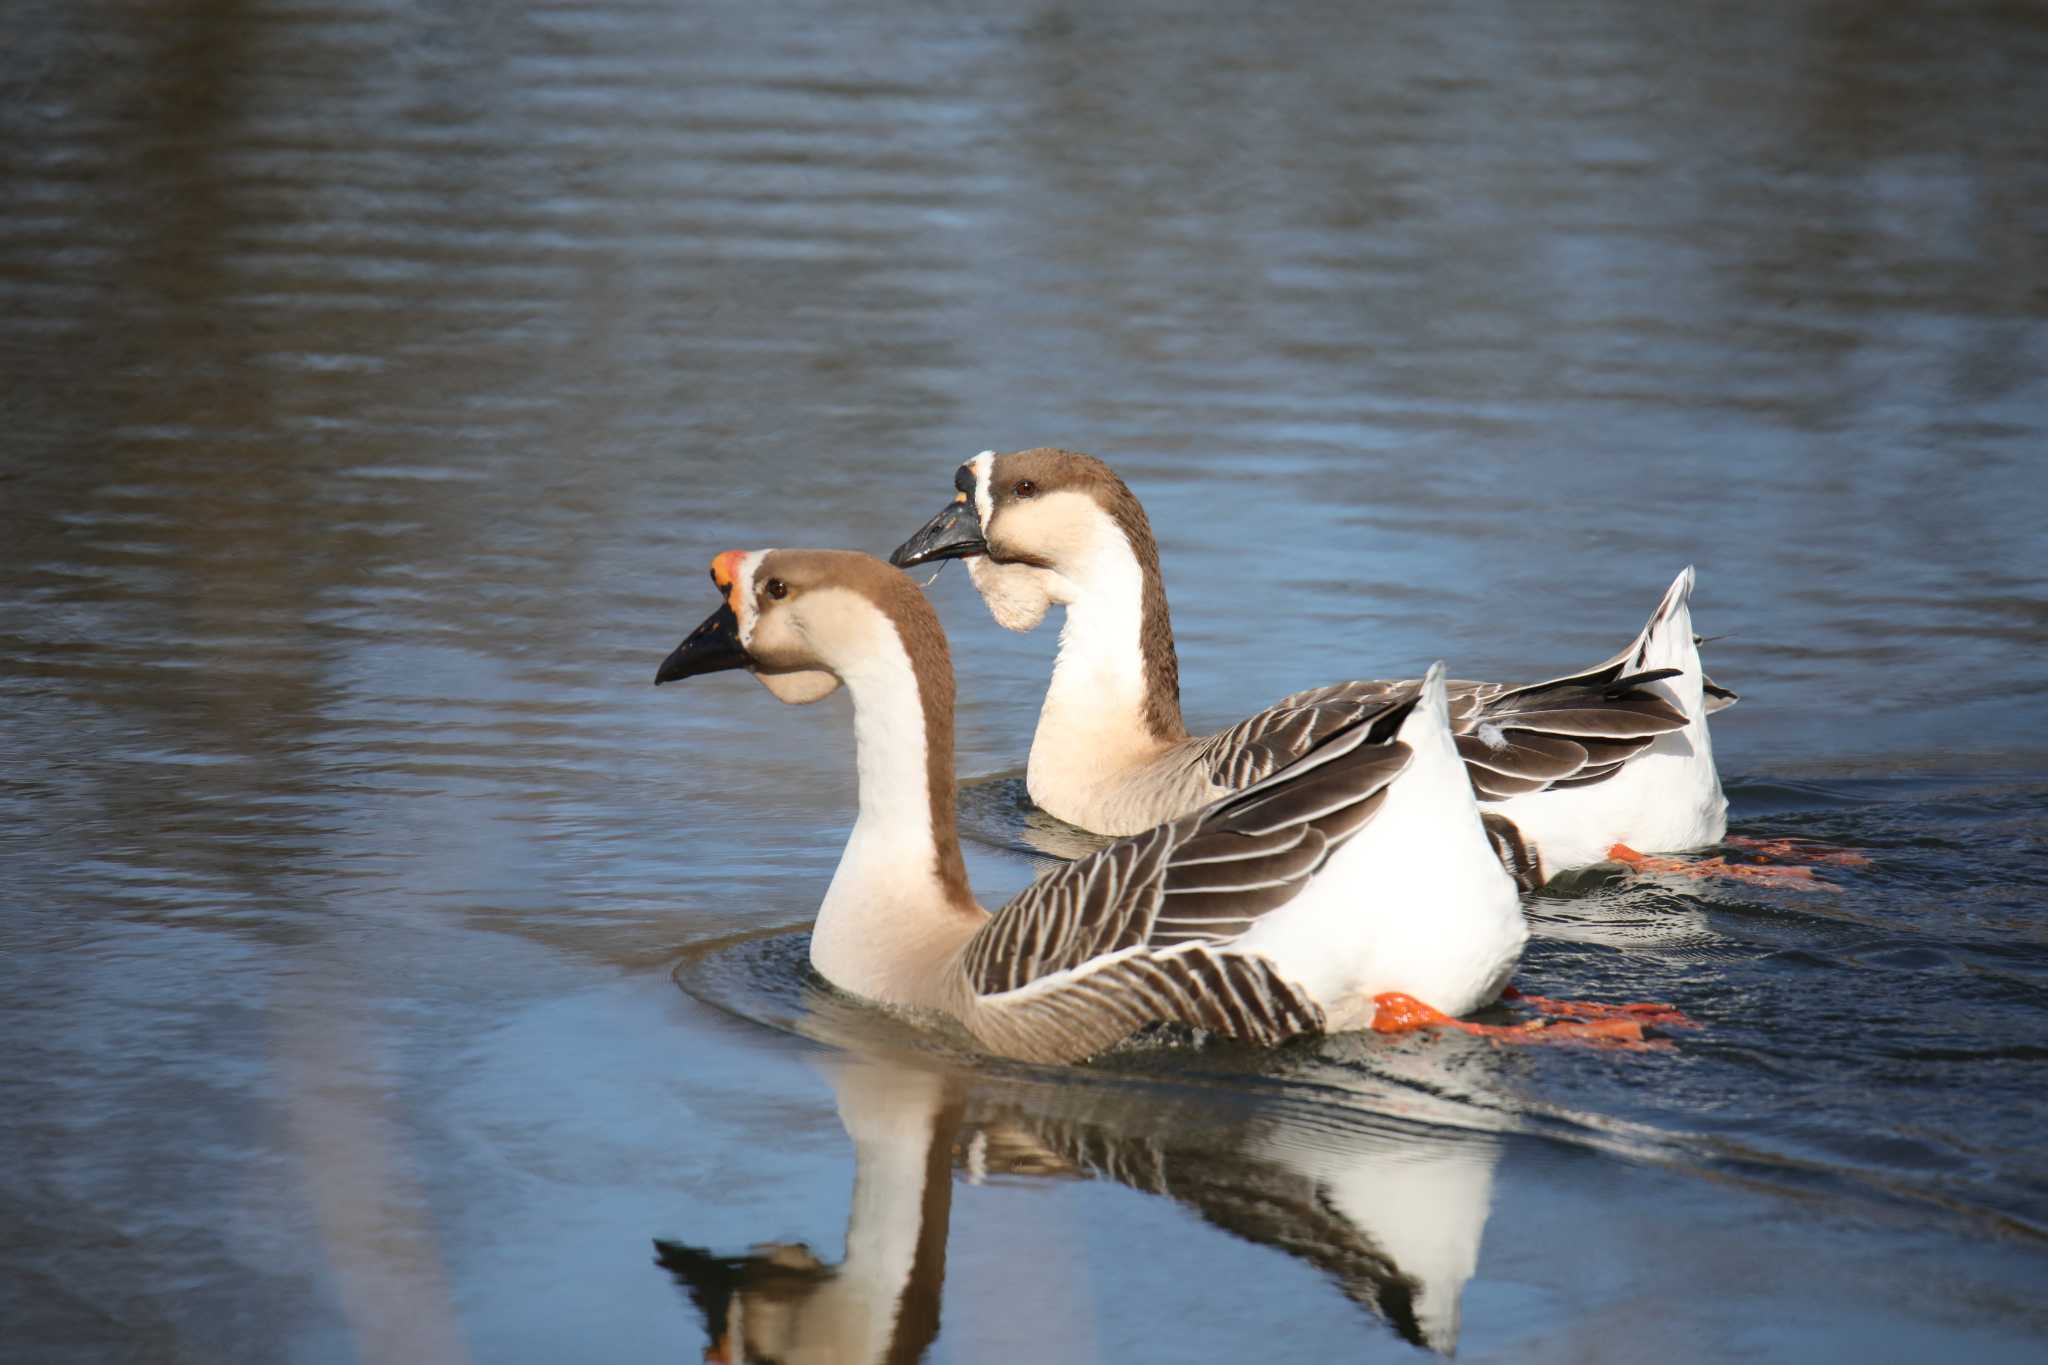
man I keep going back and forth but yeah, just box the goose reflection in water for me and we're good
[656,1046,1504,1361]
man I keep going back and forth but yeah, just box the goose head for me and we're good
[889,448,1161,634]
[655,548,940,705]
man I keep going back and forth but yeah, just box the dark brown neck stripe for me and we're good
[995,449,1190,744]
[868,571,979,914]
[1102,480,1190,744]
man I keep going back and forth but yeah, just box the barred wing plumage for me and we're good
[961,693,1420,1060]
[1451,664,1688,798]
[1191,681,1415,789]
[1189,665,1691,805]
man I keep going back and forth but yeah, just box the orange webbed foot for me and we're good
[1372,992,1460,1033]
[1503,987,1700,1031]
[1607,842,1845,892]
[1724,835,1873,867]
[1372,992,1671,1050]
[1501,1016,1663,1048]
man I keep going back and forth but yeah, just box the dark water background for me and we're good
[3,1,2046,1361]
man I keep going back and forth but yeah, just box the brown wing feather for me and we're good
[1194,680,1413,789]
[967,945,1328,1064]
[1454,729,1588,783]
[1194,659,1692,807]
[1486,695,1686,738]
[1453,668,1690,796]
[1195,569,1732,804]
[963,697,1419,1002]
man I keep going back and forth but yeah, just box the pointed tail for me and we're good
[1623,566,1700,676]
[1622,566,1739,714]
[1393,660,1470,778]
[1418,659,1449,727]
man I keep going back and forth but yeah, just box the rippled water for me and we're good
[3,1,2046,1361]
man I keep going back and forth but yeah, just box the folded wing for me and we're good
[962,695,1420,1060]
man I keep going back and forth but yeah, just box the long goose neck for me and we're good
[812,612,984,1006]
[847,655,961,881]
[1038,517,1189,761]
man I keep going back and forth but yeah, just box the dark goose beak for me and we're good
[655,602,749,685]
[889,495,987,569]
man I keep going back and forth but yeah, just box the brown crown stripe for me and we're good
[992,449,1190,743]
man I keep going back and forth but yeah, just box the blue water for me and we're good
[2,0,2045,1360]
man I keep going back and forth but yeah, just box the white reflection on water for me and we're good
[658,1047,1507,1360]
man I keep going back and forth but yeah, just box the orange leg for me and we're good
[1608,842,1844,892]
[1371,992,1665,1049]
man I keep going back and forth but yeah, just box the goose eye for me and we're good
[1013,479,1038,498]
[765,578,788,601]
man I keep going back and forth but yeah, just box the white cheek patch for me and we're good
[732,549,771,646]
[970,450,996,533]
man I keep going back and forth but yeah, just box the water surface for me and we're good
[3,1,2046,1361]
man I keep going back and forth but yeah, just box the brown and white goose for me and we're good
[890,449,1735,888]
[655,548,1523,1064]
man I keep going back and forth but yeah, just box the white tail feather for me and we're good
[1394,660,1455,758]
[1627,566,1702,677]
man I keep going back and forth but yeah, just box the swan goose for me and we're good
[890,449,1735,888]
[656,548,1522,1064]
